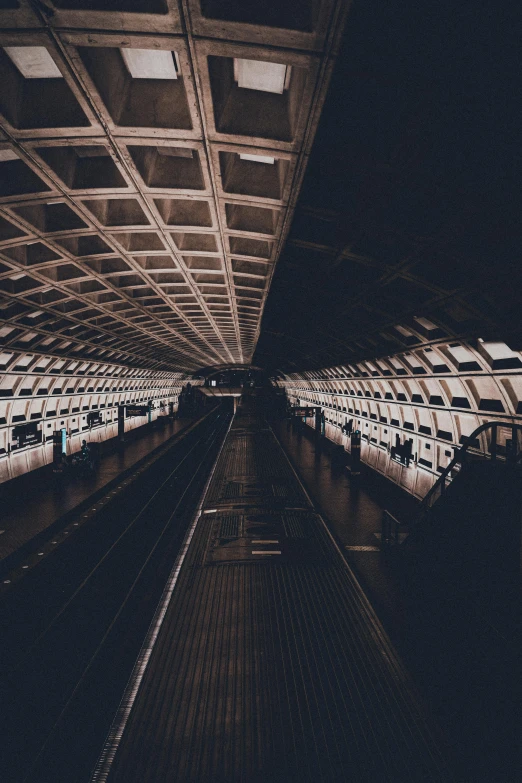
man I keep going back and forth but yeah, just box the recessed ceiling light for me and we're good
[234,58,289,94]
[4,46,62,79]
[0,149,19,163]
[239,153,275,165]
[121,49,178,80]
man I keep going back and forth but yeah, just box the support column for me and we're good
[350,430,361,476]
[118,404,125,443]
[52,428,66,466]
[315,407,322,436]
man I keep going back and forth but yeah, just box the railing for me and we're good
[381,510,403,549]
[381,421,522,550]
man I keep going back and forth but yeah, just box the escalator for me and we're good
[385,423,522,782]
[404,458,522,604]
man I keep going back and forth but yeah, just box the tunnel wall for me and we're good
[276,338,522,499]
[0,352,188,484]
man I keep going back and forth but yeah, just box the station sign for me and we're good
[291,407,316,417]
[12,421,42,449]
[87,411,103,427]
[125,404,150,417]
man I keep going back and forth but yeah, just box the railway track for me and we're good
[0,404,232,783]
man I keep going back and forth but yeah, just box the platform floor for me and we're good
[274,418,522,783]
[0,418,192,567]
[96,403,451,782]
[272,419,420,640]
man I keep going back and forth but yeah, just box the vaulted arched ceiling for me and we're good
[0,0,348,374]
[1,1,521,492]
[254,0,521,373]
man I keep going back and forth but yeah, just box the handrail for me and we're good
[381,509,402,549]
[419,420,522,516]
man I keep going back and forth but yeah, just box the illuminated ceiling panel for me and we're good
[120,48,178,80]
[4,46,62,79]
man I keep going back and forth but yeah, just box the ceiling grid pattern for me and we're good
[0,0,348,374]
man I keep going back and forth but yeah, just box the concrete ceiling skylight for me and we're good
[234,59,289,94]
[0,149,18,162]
[4,47,62,79]
[239,153,275,164]
[121,49,178,80]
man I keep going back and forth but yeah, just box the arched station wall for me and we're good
[276,338,522,499]
[0,351,187,483]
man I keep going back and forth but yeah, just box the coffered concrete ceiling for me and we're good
[0,0,349,374]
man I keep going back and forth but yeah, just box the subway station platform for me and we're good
[2,399,521,783]
[274,417,522,783]
[0,406,231,783]
[273,418,420,635]
[0,416,192,573]
[93,401,451,783]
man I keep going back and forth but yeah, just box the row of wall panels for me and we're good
[0,350,191,482]
[281,340,522,500]
[0,405,178,485]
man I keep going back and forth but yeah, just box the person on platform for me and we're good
[81,439,90,457]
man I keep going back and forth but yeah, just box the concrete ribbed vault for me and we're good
[1,1,521,496]
[0,0,347,482]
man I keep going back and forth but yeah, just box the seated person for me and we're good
[53,451,69,473]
